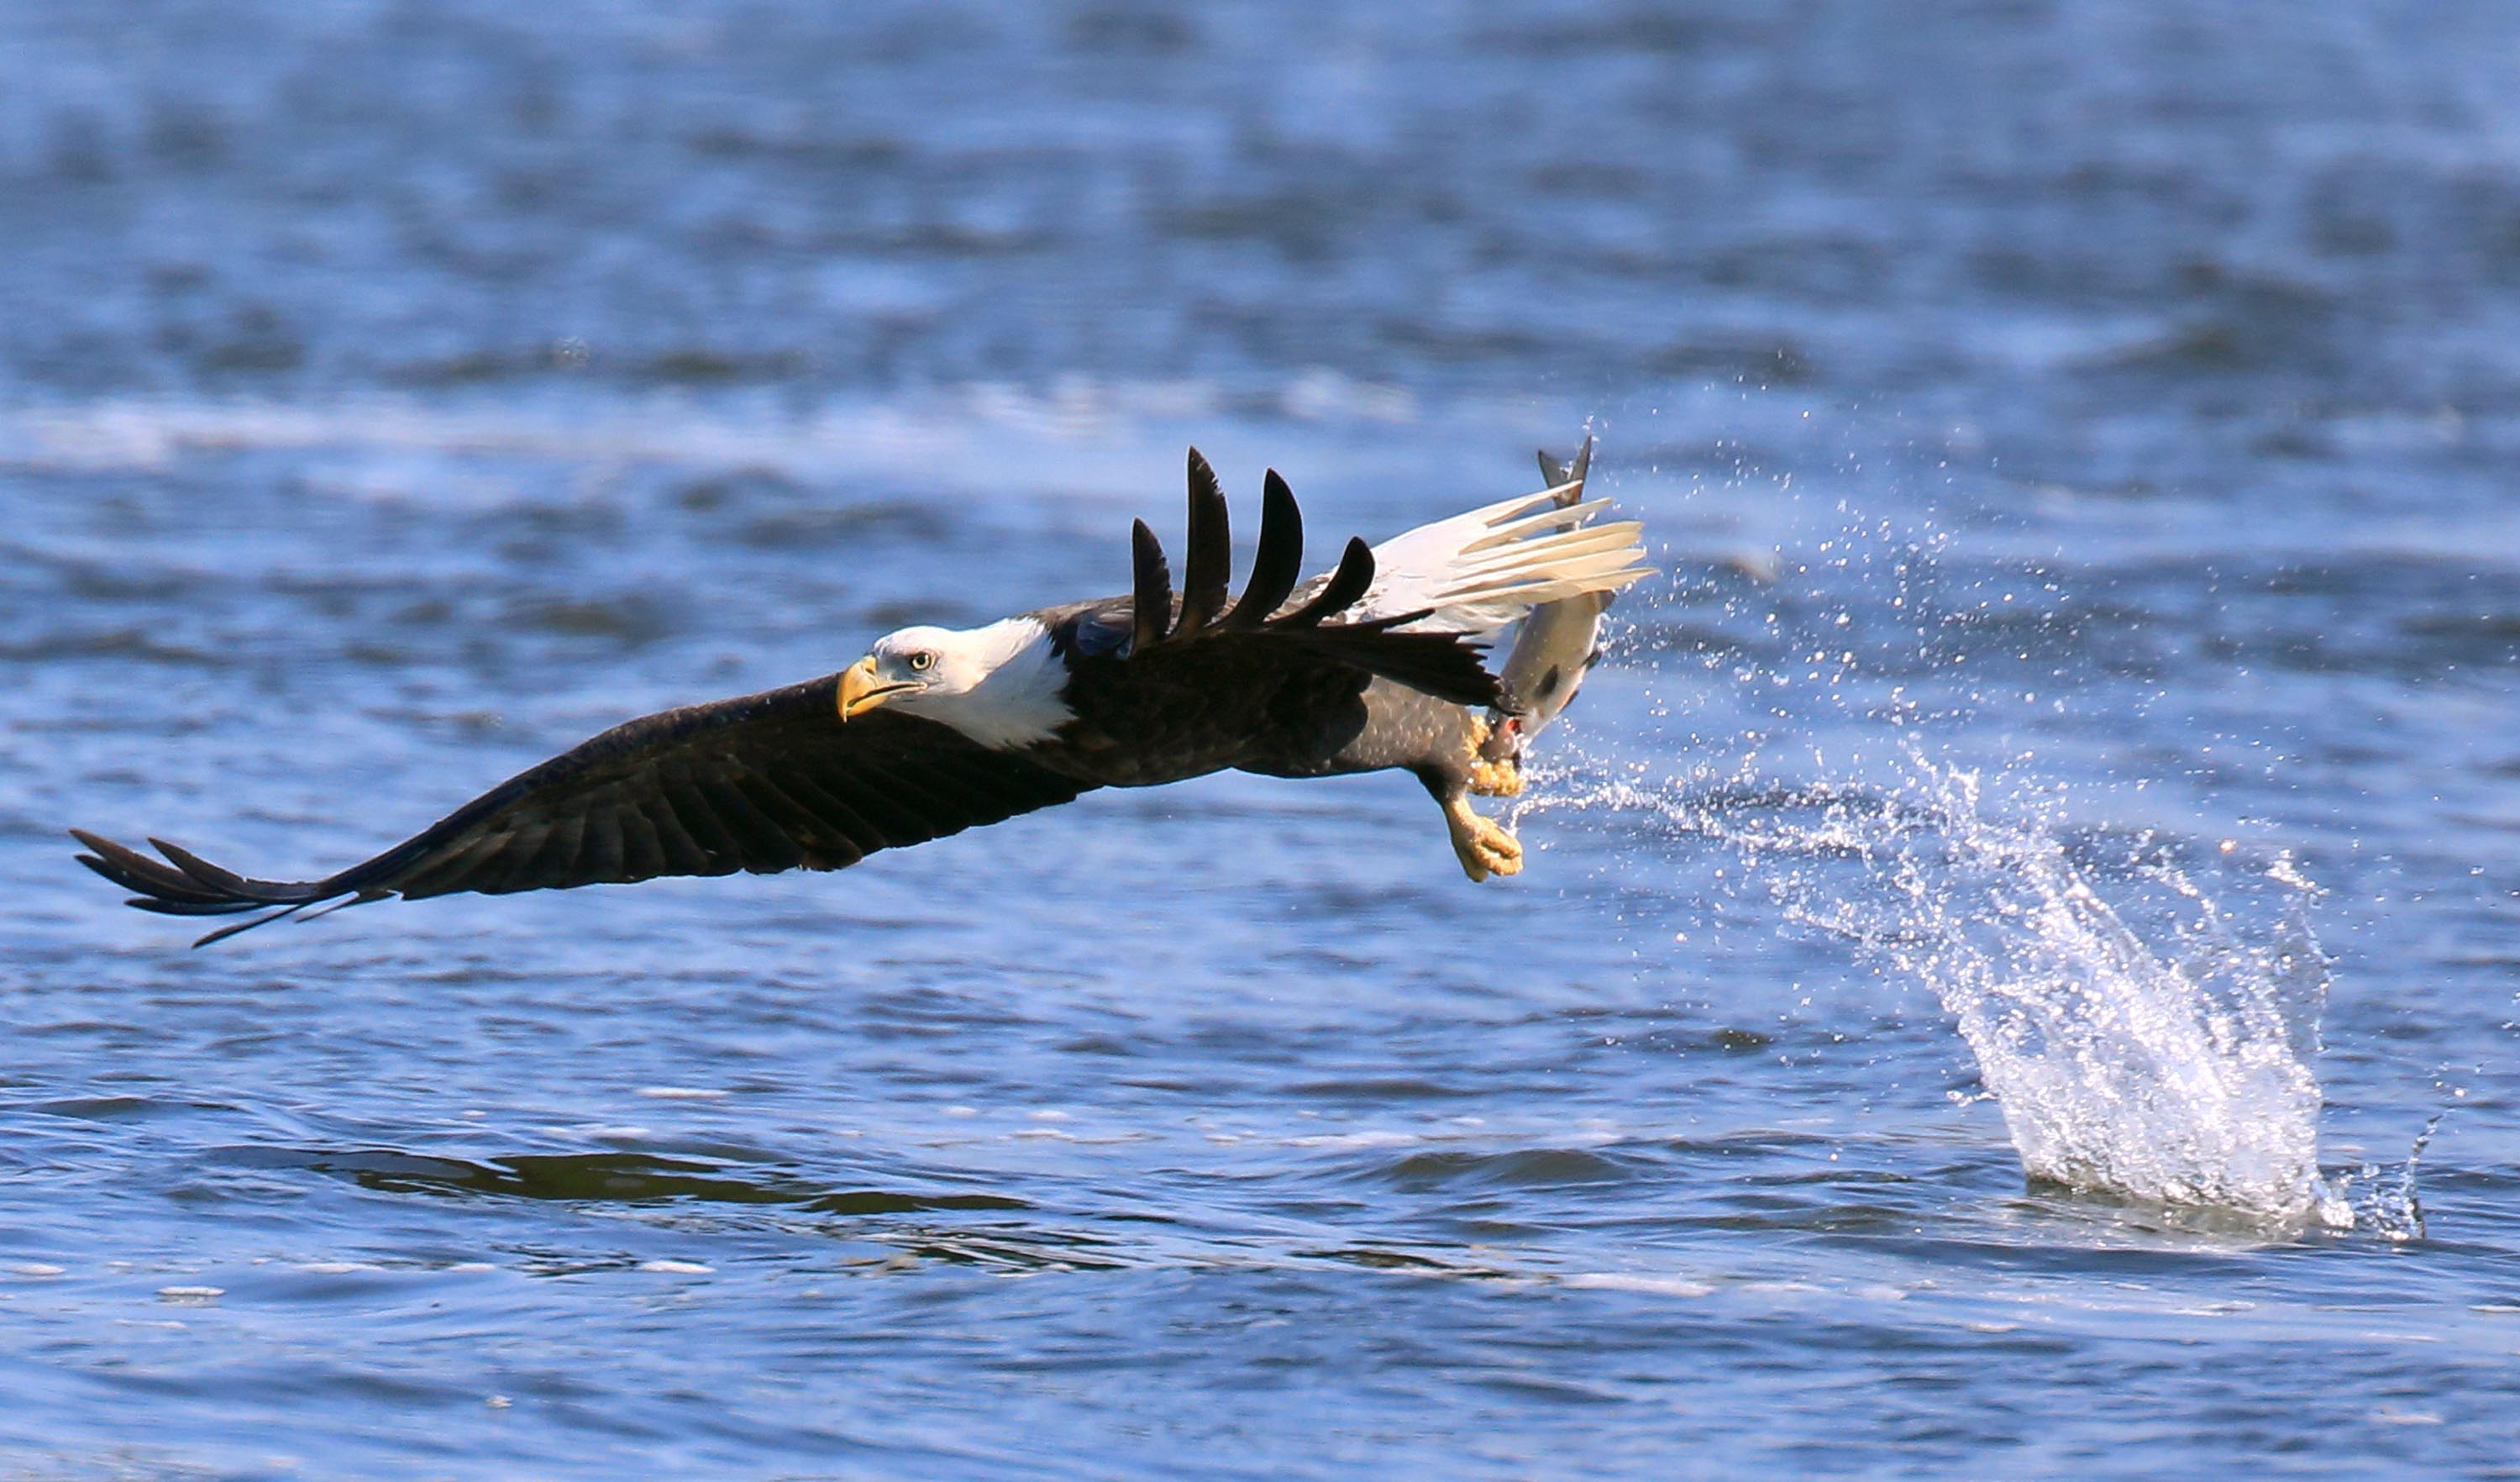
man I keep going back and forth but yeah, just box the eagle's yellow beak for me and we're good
[837,655,912,721]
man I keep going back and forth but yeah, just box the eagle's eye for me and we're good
[907,650,936,673]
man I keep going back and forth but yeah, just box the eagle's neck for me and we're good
[897,617,1073,749]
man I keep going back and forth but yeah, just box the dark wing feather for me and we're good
[1226,470,1305,627]
[1130,519,1172,654]
[73,675,1094,944]
[1107,460,1502,707]
[1257,620,1500,709]
[1271,536,1377,629]
[1174,447,1231,637]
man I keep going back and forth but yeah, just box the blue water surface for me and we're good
[2,3,2517,1477]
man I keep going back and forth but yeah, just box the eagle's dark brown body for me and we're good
[1020,597,1469,798]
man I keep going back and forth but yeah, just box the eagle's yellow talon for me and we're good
[1443,796,1523,882]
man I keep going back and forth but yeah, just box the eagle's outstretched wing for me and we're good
[72,678,1094,945]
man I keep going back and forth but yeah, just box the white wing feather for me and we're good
[1356,477,1651,634]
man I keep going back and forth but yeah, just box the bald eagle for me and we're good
[74,443,1647,945]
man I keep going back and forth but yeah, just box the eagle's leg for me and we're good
[1439,790,1523,882]
[1465,715,1525,798]
[1248,679,1527,881]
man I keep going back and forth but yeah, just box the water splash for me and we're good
[2345,1112,2436,1242]
[1525,754,2369,1232]
[1772,764,2350,1228]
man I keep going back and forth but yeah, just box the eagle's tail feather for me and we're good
[1360,440,1652,634]
[1457,496,1614,554]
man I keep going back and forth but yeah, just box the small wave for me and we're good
[218,1145,1032,1215]
[0,628,229,669]
[1372,1147,1652,1191]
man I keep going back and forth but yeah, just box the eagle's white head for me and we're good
[839,618,1072,749]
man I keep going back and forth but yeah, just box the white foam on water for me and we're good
[1561,1273,1718,1298]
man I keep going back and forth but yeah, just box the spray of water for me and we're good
[1523,753,2416,1235]
[1751,761,2349,1227]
